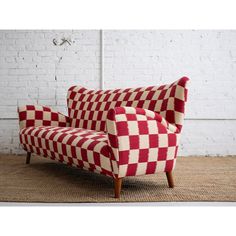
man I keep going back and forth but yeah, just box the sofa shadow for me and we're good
[28,161,168,194]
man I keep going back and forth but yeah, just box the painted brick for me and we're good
[0,30,235,156]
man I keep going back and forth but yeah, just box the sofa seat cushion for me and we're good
[19,126,113,176]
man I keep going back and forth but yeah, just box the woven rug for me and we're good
[0,154,235,203]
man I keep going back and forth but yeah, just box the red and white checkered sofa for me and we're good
[18,77,189,198]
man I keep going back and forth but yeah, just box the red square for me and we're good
[71,146,76,158]
[174,98,184,113]
[26,105,35,110]
[160,99,168,111]
[108,134,118,148]
[51,112,58,121]
[166,110,175,123]
[165,160,174,172]
[129,136,139,149]
[19,111,26,120]
[119,150,129,164]
[146,162,156,174]
[93,152,101,166]
[26,120,35,127]
[157,122,167,134]
[139,149,148,162]
[138,121,149,134]
[158,147,168,161]
[81,148,88,162]
[149,134,158,147]
[117,121,129,136]
[35,111,43,120]
[168,134,177,146]
[126,163,137,176]
[126,114,137,121]
[158,89,167,99]
[170,85,176,97]
[43,120,51,126]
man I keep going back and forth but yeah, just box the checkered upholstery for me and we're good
[67,77,189,132]
[18,105,70,130]
[18,76,189,179]
[106,106,180,178]
[20,126,113,176]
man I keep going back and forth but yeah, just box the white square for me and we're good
[164,88,171,99]
[127,121,139,135]
[175,111,184,125]
[106,119,117,135]
[154,100,162,111]
[118,136,130,151]
[95,121,101,131]
[167,147,176,160]
[156,161,166,172]
[87,150,95,164]
[87,120,92,129]
[66,145,72,157]
[129,150,139,163]
[116,114,127,122]
[84,110,90,120]
[136,115,147,121]
[91,102,98,111]
[119,164,128,178]
[148,148,158,162]
[101,111,108,120]
[158,134,168,147]
[93,142,105,153]
[51,121,59,127]
[147,120,158,134]
[139,135,149,149]
[167,97,174,110]
[136,163,148,176]
[140,91,149,100]
[48,140,54,150]
[175,85,185,101]
[43,111,51,121]
[41,139,47,149]
[57,142,63,154]
[83,102,90,110]
[100,102,106,110]
[26,111,35,120]
[100,157,111,171]
[80,139,92,149]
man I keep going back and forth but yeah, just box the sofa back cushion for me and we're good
[67,77,189,132]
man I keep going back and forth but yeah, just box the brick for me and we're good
[0,30,236,156]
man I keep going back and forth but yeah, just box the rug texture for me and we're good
[0,154,235,202]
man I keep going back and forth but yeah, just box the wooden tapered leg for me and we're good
[26,152,31,164]
[114,178,122,198]
[166,172,174,188]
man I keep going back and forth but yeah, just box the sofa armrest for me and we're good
[18,105,70,130]
[106,106,179,177]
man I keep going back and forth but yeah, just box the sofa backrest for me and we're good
[67,77,189,133]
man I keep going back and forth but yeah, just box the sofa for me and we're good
[18,76,189,198]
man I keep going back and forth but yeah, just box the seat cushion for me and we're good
[20,126,113,177]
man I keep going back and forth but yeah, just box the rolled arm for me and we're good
[18,105,70,130]
[106,106,180,178]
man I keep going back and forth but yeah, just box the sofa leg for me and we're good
[166,171,174,188]
[26,152,31,164]
[114,178,122,198]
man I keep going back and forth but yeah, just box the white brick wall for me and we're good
[0,30,236,156]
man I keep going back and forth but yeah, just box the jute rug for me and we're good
[0,154,235,202]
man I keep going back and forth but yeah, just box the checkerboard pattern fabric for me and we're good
[67,77,189,132]
[106,106,180,177]
[18,105,70,130]
[18,76,189,179]
[20,126,113,176]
